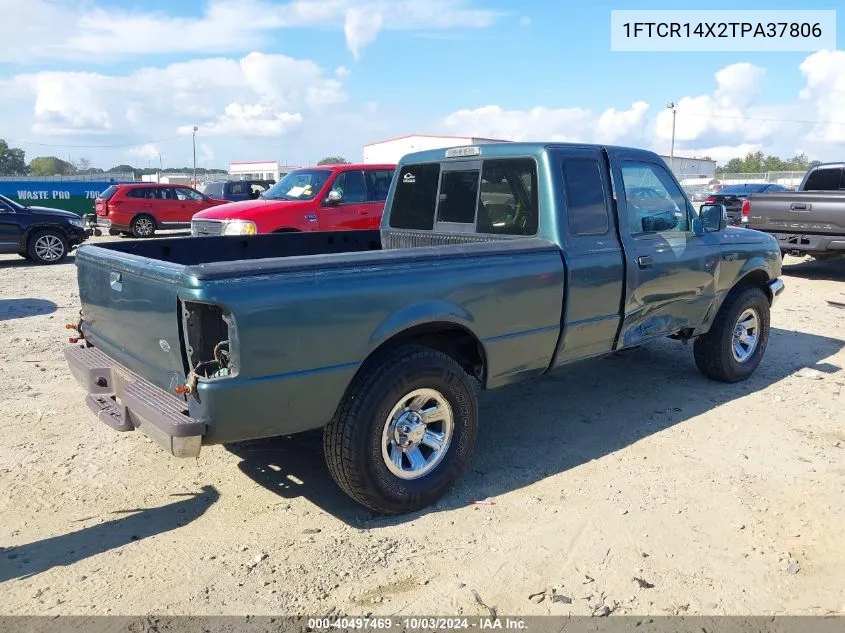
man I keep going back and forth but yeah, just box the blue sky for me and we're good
[1,0,843,169]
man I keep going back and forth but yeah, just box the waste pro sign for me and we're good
[0,180,130,216]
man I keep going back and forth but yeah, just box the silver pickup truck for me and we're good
[746,162,845,258]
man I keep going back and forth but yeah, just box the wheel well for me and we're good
[132,213,157,226]
[23,225,68,247]
[367,323,486,384]
[734,269,770,296]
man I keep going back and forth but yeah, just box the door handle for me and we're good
[637,255,653,268]
[790,203,810,211]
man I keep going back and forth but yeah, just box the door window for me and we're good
[175,188,205,201]
[330,170,367,203]
[227,182,247,196]
[620,161,690,235]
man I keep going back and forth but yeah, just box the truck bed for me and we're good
[75,232,566,443]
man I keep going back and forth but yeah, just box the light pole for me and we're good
[666,102,676,172]
[192,126,198,187]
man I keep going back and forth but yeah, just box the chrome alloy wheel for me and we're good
[731,308,760,363]
[381,388,454,480]
[34,234,65,261]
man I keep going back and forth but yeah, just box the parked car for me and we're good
[0,194,89,264]
[189,164,395,236]
[202,179,275,202]
[704,183,787,226]
[64,142,784,515]
[94,183,227,238]
[684,184,710,202]
[746,162,845,259]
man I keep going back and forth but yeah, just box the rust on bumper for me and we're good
[64,344,207,458]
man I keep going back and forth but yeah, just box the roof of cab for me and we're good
[397,141,662,165]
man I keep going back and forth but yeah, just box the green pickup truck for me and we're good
[65,142,785,514]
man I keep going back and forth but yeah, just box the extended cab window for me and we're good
[389,164,440,230]
[803,167,845,191]
[562,159,609,236]
[476,158,538,236]
[366,169,394,202]
[620,162,690,235]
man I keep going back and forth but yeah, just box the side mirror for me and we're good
[700,203,727,232]
[326,190,342,205]
[641,210,679,233]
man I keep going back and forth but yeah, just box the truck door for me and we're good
[549,147,626,365]
[611,155,719,347]
[319,169,370,230]
[0,198,23,253]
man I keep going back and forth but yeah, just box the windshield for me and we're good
[717,184,768,195]
[0,194,21,209]
[262,169,332,201]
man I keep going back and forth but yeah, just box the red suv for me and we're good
[189,164,395,236]
[95,183,226,238]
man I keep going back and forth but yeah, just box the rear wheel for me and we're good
[131,214,156,238]
[108,228,121,236]
[693,286,770,383]
[323,344,479,515]
[27,230,68,265]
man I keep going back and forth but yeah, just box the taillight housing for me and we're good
[704,197,716,204]
[741,198,750,223]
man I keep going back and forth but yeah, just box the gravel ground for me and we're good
[1,237,844,617]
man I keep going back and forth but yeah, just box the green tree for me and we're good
[0,139,28,175]
[29,156,75,176]
[317,156,350,165]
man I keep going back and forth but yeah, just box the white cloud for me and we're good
[9,52,344,140]
[345,8,384,60]
[799,49,845,143]
[596,101,650,143]
[128,143,161,160]
[444,105,594,142]
[2,0,502,63]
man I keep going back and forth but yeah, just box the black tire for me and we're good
[26,229,69,265]
[693,285,770,383]
[131,214,156,238]
[323,344,479,515]
[108,228,121,236]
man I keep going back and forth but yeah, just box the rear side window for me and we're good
[125,188,150,199]
[437,170,480,224]
[562,159,609,236]
[99,185,119,200]
[476,158,538,236]
[365,169,394,202]
[227,182,247,195]
[389,164,441,230]
[204,182,224,197]
[803,168,845,191]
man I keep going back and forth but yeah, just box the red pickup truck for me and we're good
[190,163,395,236]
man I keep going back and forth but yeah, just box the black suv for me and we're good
[0,194,90,264]
[202,179,275,202]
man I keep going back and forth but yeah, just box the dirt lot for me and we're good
[1,238,844,617]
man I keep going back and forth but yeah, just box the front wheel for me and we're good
[693,286,771,383]
[323,344,479,515]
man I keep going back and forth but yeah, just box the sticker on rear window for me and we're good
[403,173,416,184]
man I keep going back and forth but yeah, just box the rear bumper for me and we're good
[769,232,845,254]
[64,344,206,458]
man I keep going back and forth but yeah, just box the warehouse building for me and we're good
[228,161,300,182]
[363,134,510,164]
[362,134,716,181]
